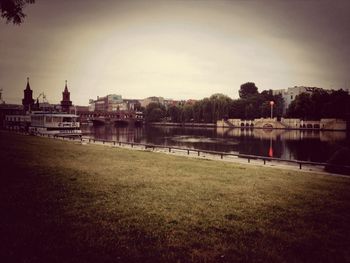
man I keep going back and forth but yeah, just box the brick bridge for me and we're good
[77,111,144,126]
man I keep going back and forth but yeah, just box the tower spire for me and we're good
[23,77,34,111]
[26,77,31,90]
[61,79,72,113]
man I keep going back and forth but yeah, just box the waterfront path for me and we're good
[1,131,350,263]
[81,137,330,176]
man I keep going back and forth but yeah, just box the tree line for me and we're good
[144,82,284,123]
[286,89,350,120]
[144,82,350,123]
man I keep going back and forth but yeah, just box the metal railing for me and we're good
[17,131,350,173]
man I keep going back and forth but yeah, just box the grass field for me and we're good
[0,131,350,263]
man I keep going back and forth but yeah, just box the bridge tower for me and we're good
[0,88,4,104]
[22,77,35,112]
[61,80,72,113]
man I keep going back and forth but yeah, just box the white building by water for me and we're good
[272,86,324,113]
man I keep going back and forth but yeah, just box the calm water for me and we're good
[81,124,349,163]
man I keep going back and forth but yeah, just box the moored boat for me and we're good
[29,112,81,136]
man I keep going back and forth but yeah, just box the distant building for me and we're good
[272,86,324,113]
[141,96,164,108]
[0,103,24,128]
[60,80,72,113]
[22,77,35,112]
[123,99,141,111]
[89,94,127,112]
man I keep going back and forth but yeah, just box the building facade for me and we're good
[89,94,127,112]
[272,86,324,113]
[123,99,141,111]
[140,96,164,108]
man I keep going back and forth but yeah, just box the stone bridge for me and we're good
[217,118,347,130]
[218,118,287,129]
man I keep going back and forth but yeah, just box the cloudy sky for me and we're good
[1,0,349,105]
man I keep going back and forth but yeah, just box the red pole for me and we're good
[270,101,274,119]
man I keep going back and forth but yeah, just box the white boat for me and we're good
[28,112,82,136]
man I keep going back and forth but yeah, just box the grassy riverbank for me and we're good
[1,131,350,263]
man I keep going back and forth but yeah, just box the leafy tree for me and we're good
[260,101,271,118]
[1,0,35,24]
[182,104,193,122]
[287,93,313,119]
[192,101,202,122]
[273,94,285,118]
[286,89,350,120]
[201,98,213,123]
[167,105,182,123]
[145,103,165,122]
[239,82,259,99]
[147,108,164,122]
[244,102,256,120]
[229,99,246,119]
[209,93,233,121]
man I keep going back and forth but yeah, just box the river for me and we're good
[81,124,349,163]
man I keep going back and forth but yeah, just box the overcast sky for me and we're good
[1,0,349,105]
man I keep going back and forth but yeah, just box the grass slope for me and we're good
[0,131,350,263]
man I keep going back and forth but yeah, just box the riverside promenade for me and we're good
[81,137,329,175]
[1,130,350,263]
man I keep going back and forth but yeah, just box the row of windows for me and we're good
[31,116,77,122]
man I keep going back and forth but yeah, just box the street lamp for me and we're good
[270,101,274,119]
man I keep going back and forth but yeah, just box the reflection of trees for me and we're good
[216,127,346,142]
[284,139,336,162]
[216,127,348,160]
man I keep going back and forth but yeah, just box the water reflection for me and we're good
[81,124,349,162]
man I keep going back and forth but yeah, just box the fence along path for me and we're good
[27,132,350,174]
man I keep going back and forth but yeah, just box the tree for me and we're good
[286,89,350,120]
[201,98,213,123]
[167,105,182,123]
[145,103,166,122]
[239,82,259,99]
[229,99,246,119]
[192,101,202,122]
[286,93,312,119]
[209,93,233,121]
[1,0,35,24]
[182,104,193,122]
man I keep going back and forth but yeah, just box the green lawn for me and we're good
[0,131,350,263]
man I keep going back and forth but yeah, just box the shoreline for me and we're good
[3,130,348,176]
[81,137,346,177]
[149,122,348,131]
[32,130,346,176]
